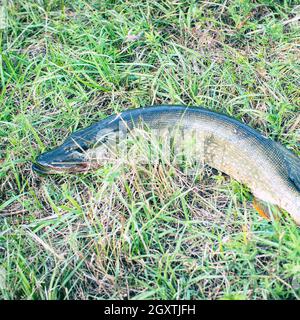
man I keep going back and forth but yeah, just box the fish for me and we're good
[32,105,300,225]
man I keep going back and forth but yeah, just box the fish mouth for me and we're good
[32,162,52,174]
[32,161,90,174]
[32,144,92,175]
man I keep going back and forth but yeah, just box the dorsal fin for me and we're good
[276,142,300,192]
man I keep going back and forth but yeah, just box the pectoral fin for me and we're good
[253,198,281,222]
[253,198,270,221]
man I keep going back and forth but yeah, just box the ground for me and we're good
[0,0,300,299]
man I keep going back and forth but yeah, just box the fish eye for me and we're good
[100,136,109,144]
[90,136,109,149]
[65,144,89,153]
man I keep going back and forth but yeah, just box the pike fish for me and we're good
[32,105,300,225]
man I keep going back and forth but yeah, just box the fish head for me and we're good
[32,127,116,174]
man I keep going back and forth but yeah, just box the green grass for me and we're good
[0,0,300,299]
